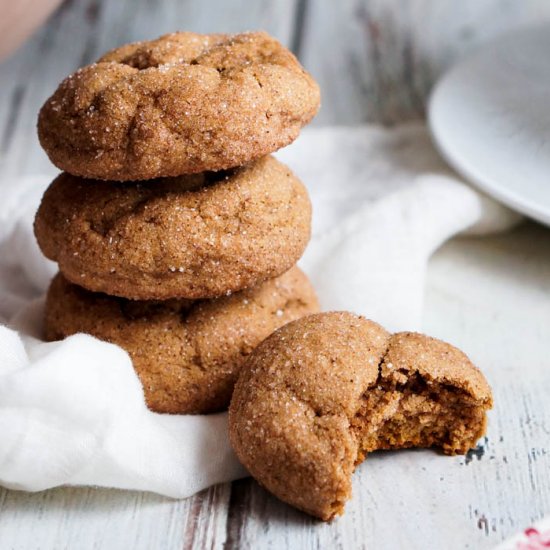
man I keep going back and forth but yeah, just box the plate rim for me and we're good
[428,24,550,227]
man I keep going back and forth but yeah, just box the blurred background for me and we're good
[2,0,550,181]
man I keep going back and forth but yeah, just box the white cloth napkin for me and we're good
[0,123,519,497]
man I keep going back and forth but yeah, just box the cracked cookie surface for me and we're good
[44,267,319,414]
[34,155,311,300]
[229,311,493,520]
[38,31,320,180]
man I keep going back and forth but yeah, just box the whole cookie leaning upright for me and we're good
[229,312,493,520]
[38,31,321,181]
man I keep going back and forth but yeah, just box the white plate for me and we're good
[429,24,550,227]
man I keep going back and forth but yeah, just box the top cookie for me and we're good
[37,31,320,180]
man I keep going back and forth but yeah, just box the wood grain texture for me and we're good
[1,1,550,548]
[302,0,550,124]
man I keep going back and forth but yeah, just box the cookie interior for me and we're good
[352,371,489,465]
[351,331,492,467]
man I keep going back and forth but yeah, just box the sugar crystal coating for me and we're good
[34,156,311,300]
[38,31,321,180]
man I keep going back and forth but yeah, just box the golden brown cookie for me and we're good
[44,267,319,414]
[37,31,320,181]
[229,312,493,521]
[34,156,311,300]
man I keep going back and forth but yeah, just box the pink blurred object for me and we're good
[0,0,62,60]
[495,517,550,549]
[516,527,550,550]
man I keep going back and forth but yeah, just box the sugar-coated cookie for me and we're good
[34,156,311,300]
[38,31,320,180]
[44,267,319,414]
[229,312,493,520]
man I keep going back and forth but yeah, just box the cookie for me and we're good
[34,156,311,300]
[44,267,319,414]
[37,31,320,181]
[229,312,492,521]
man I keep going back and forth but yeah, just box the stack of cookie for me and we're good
[34,32,321,414]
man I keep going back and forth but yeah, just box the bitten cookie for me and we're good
[34,156,311,300]
[229,312,493,521]
[44,267,319,414]
[38,31,320,180]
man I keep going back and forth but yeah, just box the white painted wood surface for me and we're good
[1,1,550,548]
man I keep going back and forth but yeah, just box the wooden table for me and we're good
[1,1,550,548]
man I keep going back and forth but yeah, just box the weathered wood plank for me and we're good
[0,484,232,550]
[300,0,550,124]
